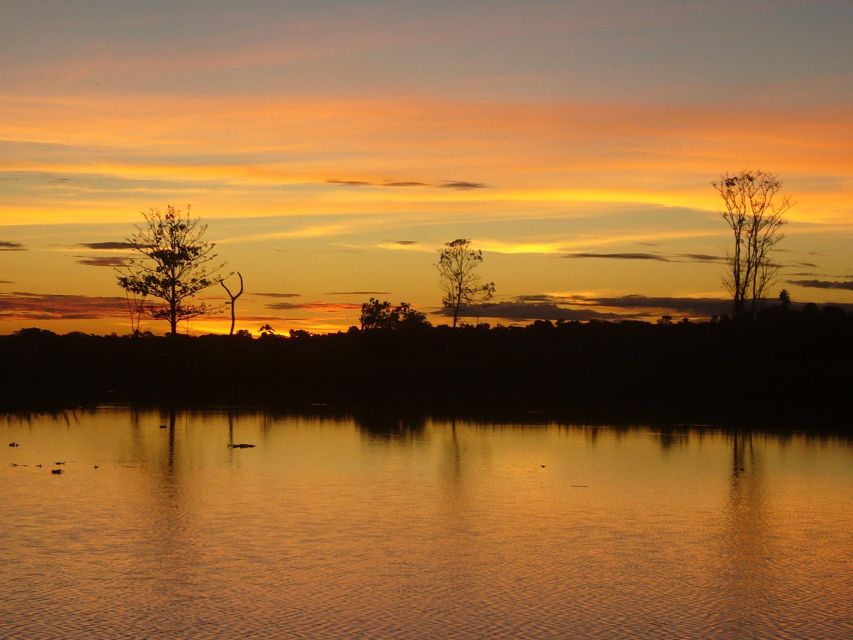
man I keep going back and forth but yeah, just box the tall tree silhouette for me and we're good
[436,239,495,327]
[116,205,224,335]
[713,171,791,318]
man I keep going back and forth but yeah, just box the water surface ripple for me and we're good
[1,409,850,639]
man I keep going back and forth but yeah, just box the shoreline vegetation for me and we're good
[2,307,851,430]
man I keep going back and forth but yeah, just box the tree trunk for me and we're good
[169,302,178,335]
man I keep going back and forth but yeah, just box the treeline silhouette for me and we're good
[1,305,850,428]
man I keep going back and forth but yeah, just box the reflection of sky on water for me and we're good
[1,409,850,638]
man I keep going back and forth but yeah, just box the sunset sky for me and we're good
[1,0,852,334]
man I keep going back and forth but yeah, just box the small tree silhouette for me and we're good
[258,324,277,336]
[436,239,495,328]
[116,205,224,335]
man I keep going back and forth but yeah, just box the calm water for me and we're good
[1,409,850,639]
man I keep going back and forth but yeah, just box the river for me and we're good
[1,408,850,638]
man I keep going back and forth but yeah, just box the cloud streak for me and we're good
[0,241,25,251]
[253,292,301,298]
[564,251,729,264]
[76,256,132,267]
[78,241,139,250]
[0,292,127,320]
[442,301,631,321]
[265,301,362,312]
[788,279,853,291]
[326,179,372,187]
[325,178,487,190]
[565,252,669,261]
[440,181,487,190]
[472,293,737,320]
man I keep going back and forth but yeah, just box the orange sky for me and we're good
[1,1,852,334]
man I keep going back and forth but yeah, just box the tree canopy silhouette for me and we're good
[115,205,224,335]
[713,171,791,318]
[360,298,429,331]
[436,239,495,327]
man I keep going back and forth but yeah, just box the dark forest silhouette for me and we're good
[1,303,850,427]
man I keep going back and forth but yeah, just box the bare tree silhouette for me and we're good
[713,171,792,318]
[220,272,244,336]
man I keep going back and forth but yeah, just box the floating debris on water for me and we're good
[228,443,256,448]
[51,469,63,475]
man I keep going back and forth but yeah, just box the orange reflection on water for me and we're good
[1,410,850,638]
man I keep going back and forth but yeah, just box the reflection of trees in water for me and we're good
[149,408,201,624]
[351,410,427,442]
[437,420,472,540]
[719,430,772,632]
[652,426,692,451]
[444,418,463,484]
[165,408,177,468]
[2,407,85,427]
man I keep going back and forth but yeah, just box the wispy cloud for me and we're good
[325,178,486,190]
[675,253,726,264]
[326,179,372,187]
[436,293,735,322]
[265,301,362,311]
[325,291,391,296]
[253,292,301,298]
[393,240,418,245]
[376,241,436,253]
[0,291,127,320]
[78,241,139,250]
[565,252,669,261]
[788,279,853,291]
[442,301,630,321]
[564,251,728,264]
[76,255,132,267]
[440,180,487,190]
[0,241,25,251]
[587,294,731,315]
